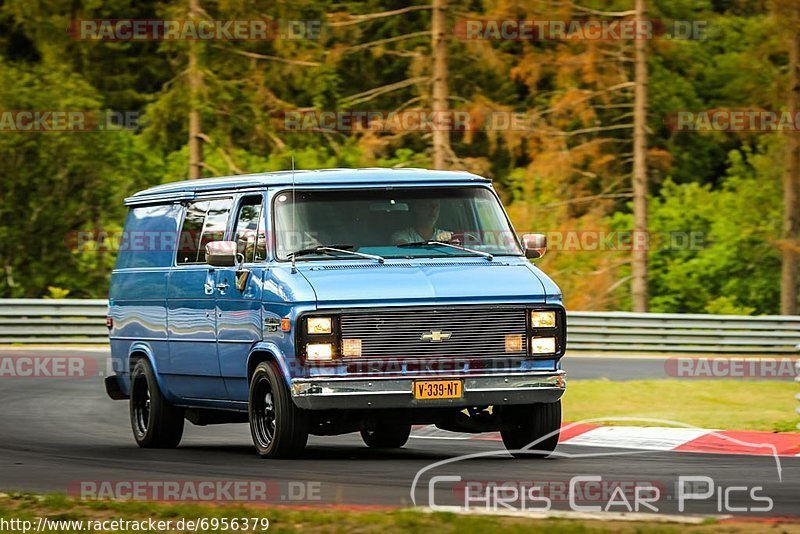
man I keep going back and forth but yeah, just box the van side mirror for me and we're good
[205,241,238,267]
[522,233,547,259]
[206,241,252,291]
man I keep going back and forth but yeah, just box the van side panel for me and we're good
[109,203,181,396]
[165,265,227,399]
[215,267,264,402]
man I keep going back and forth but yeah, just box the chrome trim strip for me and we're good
[293,370,563,383]
[109,336,166,341]
[290,370,566,409]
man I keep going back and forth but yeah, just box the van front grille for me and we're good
[339,306,527,358]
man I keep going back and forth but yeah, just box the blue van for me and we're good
[105,168,566,458]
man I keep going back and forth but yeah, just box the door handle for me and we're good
[215,282,229,291]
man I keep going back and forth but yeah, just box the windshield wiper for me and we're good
[290,244,353,257]
[289,245,385,263]
[397,240,493,261]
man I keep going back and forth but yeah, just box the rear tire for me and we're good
[249,361,309,458]
[500,401,561,458]
[361,424,411,448]
[129,358,184,448]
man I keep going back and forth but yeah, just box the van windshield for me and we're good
[273,187,523,260]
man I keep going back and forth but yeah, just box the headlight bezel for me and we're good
[526,306,566,358]
[297,313,341,363]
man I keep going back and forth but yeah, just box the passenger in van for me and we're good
[391,198,453,244]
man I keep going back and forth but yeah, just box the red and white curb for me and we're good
[411,423,800,457]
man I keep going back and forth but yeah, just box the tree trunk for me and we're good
[431,0,450,169]
[781,27,800,314]
[188,0,203,179]
[631,0,649,312]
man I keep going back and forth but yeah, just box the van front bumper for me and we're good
[290,370,566,410]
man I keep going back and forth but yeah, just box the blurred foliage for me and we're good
[0,0,794,314]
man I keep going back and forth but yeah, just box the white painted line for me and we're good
[563,426,710,451]
[411,425,447,437]
[410,435,473,441]
[411,426,473,440]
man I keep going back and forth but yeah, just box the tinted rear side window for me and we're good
[177,199,232,264]
[115,204,182,269]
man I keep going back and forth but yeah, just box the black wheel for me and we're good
[361,423,411,449]
[500,401,561,458]
[129,358,184,448]
[248,361,308,458]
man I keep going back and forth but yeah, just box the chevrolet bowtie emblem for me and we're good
[421,330,452,342]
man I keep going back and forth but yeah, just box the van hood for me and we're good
[297,259,549,307]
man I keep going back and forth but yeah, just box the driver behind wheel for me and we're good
[391,198,453,244]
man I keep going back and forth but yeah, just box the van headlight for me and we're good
[299,314,341,363]
[530,337,556,354]
[531,311,556,328]
[527,307,564,358]
[307,316,332,334]
[306,343,334,361]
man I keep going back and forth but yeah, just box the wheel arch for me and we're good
[247,343,293,388]
[127,343,172,401]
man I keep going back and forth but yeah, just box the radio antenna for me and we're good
[290,154,297,274]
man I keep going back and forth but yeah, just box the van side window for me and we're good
[116,203,183,269]
[177,199,232,264]
[177,201,208,264]
[198,199,233,263]
[234,196,266,262]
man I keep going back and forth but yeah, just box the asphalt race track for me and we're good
[0,348,797,519]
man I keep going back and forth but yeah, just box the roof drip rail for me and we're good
[124,191,196,206]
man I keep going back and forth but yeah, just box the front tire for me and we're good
[361,424,411,448]
[129,358,184,448]
[248,361,308,458]
[500,401,561,458]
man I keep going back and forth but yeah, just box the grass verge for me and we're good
[1,494,797,533]
[565,379,800,432]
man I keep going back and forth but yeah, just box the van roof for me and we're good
[126,168,491,205]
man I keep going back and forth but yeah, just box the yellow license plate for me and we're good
[413,380,463,400]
